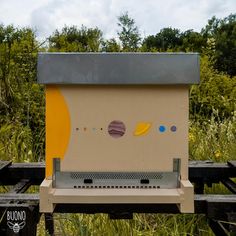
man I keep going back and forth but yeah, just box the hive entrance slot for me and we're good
[84,179,93,184]
[140,179,150,184]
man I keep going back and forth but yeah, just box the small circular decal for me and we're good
[108,120,126,138]
[159,125,166,133]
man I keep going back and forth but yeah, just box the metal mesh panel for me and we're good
[53,158,180,189]
[70,172,163,180]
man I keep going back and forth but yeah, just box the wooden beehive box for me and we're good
[38,53,199,213]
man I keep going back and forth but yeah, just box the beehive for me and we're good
[38,53,199,213]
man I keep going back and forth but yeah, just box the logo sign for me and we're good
[7,210,26,234]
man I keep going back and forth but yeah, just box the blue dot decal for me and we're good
[170,126,177,132]
[159,125,166,133]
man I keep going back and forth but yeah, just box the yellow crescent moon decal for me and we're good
[46,85,71,178]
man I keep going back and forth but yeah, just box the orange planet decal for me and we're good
[46,85,71,178]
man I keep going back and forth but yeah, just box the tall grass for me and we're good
[45,213,211,236]
[0,121,44,162]
[189,110,236,162]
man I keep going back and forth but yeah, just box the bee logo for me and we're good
[7,221,26,233]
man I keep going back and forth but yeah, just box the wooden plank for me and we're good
[0,161,12,171]
[0,194,39,201]
[228,161,236,168]
[221,178,236,194]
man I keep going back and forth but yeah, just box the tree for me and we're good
[102,38,121,52]
[202,14,236,76]
[117,12,141,51]
[49,25,103,52]
[214,14,236,76]
[190,56,236,120]
[143,27,182,51]
[201,16,221,37]
[142,35,158,51]
[0,25,38,116]
[0,24,45,161]
[180,30,206,52]
[157,28,182,51]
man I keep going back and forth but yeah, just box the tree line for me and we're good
[49,12,236,77]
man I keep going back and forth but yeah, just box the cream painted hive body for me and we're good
[38,53,200,213]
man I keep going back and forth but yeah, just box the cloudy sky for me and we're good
[0,0,235,40]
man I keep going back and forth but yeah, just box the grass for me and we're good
[40,213,211,236]
[0,112,235,235]
[189,110,236,163]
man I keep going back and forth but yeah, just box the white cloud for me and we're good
[0,0,235,40]
[0,0,49,28]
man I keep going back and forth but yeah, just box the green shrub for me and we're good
[190,56,236,120]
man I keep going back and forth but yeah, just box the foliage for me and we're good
[202,14,236,76]
[143,27,182,52]
[189,111,236,162]
[0,24,45,162]
[117,12,141,51]
[0,123,32,162]
[49,25,103,52]
[37,213,212,236]
[143,28,207,52]
[190,56,236,120]
[180,30,206,52]
[102,38,121,52]
[143,14,236,76]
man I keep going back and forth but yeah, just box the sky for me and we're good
[0,0,235,41]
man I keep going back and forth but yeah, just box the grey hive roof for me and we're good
[37,52,200,85]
